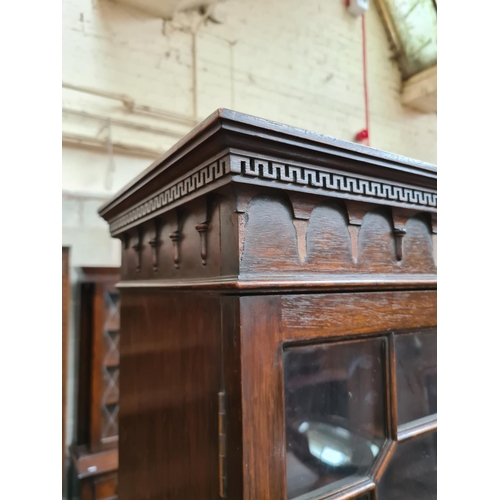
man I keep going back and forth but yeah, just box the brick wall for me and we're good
[62,0,437,162]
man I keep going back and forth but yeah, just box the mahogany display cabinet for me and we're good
[98,109,437,500]
[70,267,120,500]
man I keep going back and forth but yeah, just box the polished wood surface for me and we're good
[98,110,437,500]
[119,290,221,499]
[280,291,437,340]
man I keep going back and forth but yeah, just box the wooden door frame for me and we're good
[235,290,437,500]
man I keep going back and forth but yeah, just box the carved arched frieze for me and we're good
[236,189,437,277]
[234,184,261,215]
[213,189,240,278]
[240,193,300,273]
[345,201,376,264]
[391,208,416,262]
[358,207,399,273]
[234,185,263,261]
[431,213,437,265]
[305,201,354,272]
[118,186,437,281]
[400,213,436,273]
[287,191,318,264]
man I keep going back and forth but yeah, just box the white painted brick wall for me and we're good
[62,0,437,166]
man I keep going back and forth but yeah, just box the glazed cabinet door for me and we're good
[237,290,437,500]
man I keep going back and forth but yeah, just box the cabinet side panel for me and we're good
[118,290,221,500]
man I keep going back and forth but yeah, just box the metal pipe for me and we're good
[189,5,215,120]
[62,108,186,139]
[62,133,162,157]
[62,82,198,126]
[105,117,116,191]
[62,189,113,201]
[192,31,198,120]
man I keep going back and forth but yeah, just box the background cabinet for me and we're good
[70,267,120,500]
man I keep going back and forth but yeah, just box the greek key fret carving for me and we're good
[235,156,437,210]
[110,155,231,233]
[109,153,436,235]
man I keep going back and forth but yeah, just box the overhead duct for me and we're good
[112,0,219,19]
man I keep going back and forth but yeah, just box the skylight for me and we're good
[377,0,437,79]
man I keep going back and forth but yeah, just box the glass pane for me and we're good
[104,291,120,331]
[104,329,120,368]
[102,365,120,440]
[395,330,437,425]
[378,432,437,500]
[382,0,437,78]
[284,338,386,499]
[101,402,119,440]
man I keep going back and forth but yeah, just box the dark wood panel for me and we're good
[239,295,286,500]
[240,194,301,274]
[94,474,118,500]
[357,208,398,273]
[281,291,436,341]
[306,202,355,271]
[401,214,435,273]
[218,190,240,278]
[78,471,118,500]
[118,290,221,500]
[221,296,243,500]
[90,284,105,451]
[80,479,94,500]
[76,282,94,447]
